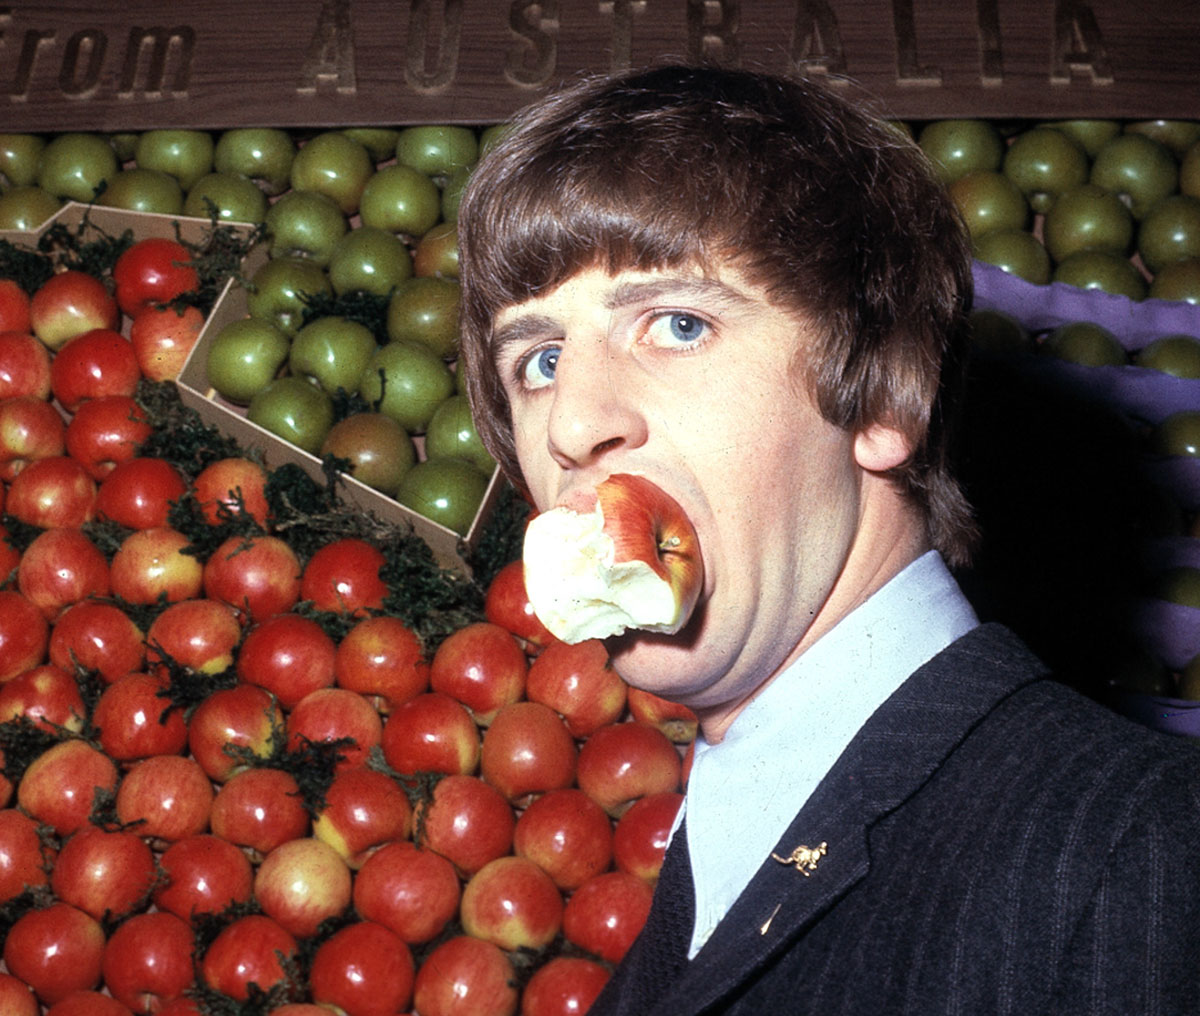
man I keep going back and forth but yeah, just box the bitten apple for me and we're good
[523,473,703,643]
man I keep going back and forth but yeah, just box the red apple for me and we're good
[380,690,481,777]
[309,920,415,1016]
[576,720,682,817]
[114,753,214,843]
[483,557,557,652]
[17,527,109,620]
[48,600,145,682]
[521,956,611,1016]
[312,765,412,867]
[50,824,156,921]
[129,303,205,381]
[352,839,461,944]
[613,790,683,882]
[192,456,270,526]
[92,670,189,761]
[334,614,430,713]
[153,833,254,921]
[0,279,32,333]
[0,663,86,733]
[0,589,50,681]
[429,621,528,725]
[146,597,242,676]
[460,854,563,952]
[49,328,141,412]
[63,394,153,479]
[101,911,194,1015]
[525,637,626,737]
[6,455,96,527]
[200,914,298,1001]
[411,935,518,1016]
[254,837,352,938]
[479,700,577,804]
[2,903,106,1005]
[109,526,204,604]
[0,971,38,1016]
[522,473,704,642]
[0,329,51,399]
[0,393,64,480]
[187,682,284,782]
[513,787,614,891]
[286,685,382,770]
[95,455,187,529]
[626,685,699,743]
[0,808,53,902]
[29,270,119,352]
[415,773,515,878]
[111,237,199,316]
[561,870,654,964]
[203,533,301,622]
[236,611,336,709]
[16,738,118,835]
[299,536,388,616]
[209,766,310,856]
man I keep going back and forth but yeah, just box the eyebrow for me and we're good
[490,274,755,366]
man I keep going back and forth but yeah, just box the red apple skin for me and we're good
[299,537,388,616]
[236,611,336,709]
[479,700,577,805]
[0,808,54,902]
[16,738,118,835]
[49,328,141,412]
[429,621,528,725]
[286,685,382,770]
[562,869,655,964]
[613,790,684,882]
[95,455,187,529]
[50,825,156,922]
[0,971,39,1016]
[484,557,557,652]
[187,682,284,782]
[460,854,564,952]
[526,637,627,737]
[129,303,205,381]
[203,533,301,622]
[44,990,134,1016]
[48,600,145,683]
[415,773,515,878]
[0,589,51,681]
[145,597,242,676]
[626,685,700,743]
[6,455,96,528]
[309,920,416,1016]
[92,670,188,761]
[2,902,106,1006]
[114,753,214,843]
[63,394,153,480]
[411,935,518,1016]
[521,956,612,1016]
[100,911,195,1015]
[153,833,254,921]
[254,836,353,938]
[576,720,683,817]
[352,839,461,944]
[513,786,615,891]
[200,914,298,1001]
[312,765,412,868]
[0,393,65,480]
[0,663,86,733]
[334,614,430,713]
[29,270,119,352]
[191,456,270,526]
[17,527,109,620]
[109,526,204,605]
[209,766,310,856]
[0,329,52,399]
[380,690,481,777]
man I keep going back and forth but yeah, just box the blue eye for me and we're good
[521,346,560,388]
[668,315,705,342]
[647,313,710,347]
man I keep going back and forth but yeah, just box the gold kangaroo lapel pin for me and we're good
[771,841,827,876]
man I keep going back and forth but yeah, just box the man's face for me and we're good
[492,261,867,731]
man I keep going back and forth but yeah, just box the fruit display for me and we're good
[3,108,1200,1014]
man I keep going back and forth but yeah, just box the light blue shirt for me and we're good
[680,550,979,957]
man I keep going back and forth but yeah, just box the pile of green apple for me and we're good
[918,117,1200,300]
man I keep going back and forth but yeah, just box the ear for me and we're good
[853,423,913,474]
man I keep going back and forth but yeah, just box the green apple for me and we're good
[1090,134,1178,220]
[917,119,1005,184]
[327,225,413,297]
[134,129,215,192]
[1052,251,1146,300]
[413,222,459,279]
[395,125,478,180]
[1002,127,1088,214]
[0,133,46,188]
[1137,195,1200,274]
[289,315,378,395]
[0,186,61,230]
[359,164,441,237]
[320,411,416,496]
[264,189,347,265]
[1040,320,1127,366]
[424,394,495,474]
[385,277,460,358]
[183,172,269,224]
[359,339,455,433]
[973,229,1050,285]
[247,375,334,454]
[948,170,1028,240]
[36,132,118,201]
[967,308,1032,355]
[1150,412,1200,459]
[214,127,297,196]
[396,457,489,534]
[1148,259,1200,303]
[1135,334,1200,378]
[1042,183,1133,263]
[290,131,374,215]
[1124,120,1200,159]
[96,168,184,215]
[245,256,333,336]
[342,127,400,163]
[441,165,471,223]
[478,123,512,159]
[106,132,140,162]
[205,317,292,404]
[1041,119,1120,158]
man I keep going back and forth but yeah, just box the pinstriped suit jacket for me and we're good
[593,623,1200,1015]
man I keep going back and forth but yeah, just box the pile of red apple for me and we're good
[0,245,696,1015]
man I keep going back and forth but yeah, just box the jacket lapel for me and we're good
[651,624,1048,1016]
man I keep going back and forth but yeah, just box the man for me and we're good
[458,65,1200,1014]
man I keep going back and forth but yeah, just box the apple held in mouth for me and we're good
[523,473,703,644]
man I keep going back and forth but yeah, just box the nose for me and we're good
[545,338,648,471]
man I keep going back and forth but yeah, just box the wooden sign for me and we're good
[1,1,1196,131]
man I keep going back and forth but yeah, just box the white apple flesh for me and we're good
[523,473,703,644]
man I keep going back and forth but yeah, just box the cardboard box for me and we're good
[3,201,502,575]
